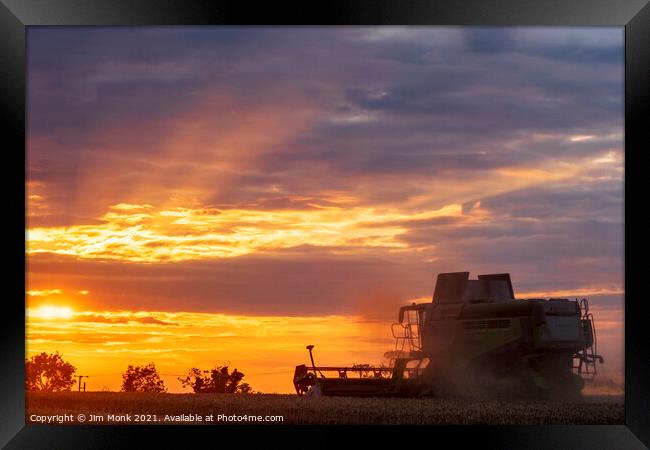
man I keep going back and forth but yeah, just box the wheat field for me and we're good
[26,392,623,425]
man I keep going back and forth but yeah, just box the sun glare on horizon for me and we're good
[28,305,74,320]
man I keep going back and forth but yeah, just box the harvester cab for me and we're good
[293,272,604,399]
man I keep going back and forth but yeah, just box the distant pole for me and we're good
[75,375,89,392]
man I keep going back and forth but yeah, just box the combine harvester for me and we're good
[293,272,603,399]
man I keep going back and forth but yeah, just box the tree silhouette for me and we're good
[121,363,166,392]
[179,366,252,393]
[25,352,77,392]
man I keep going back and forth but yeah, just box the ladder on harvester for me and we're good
[391,307,422,354]
[573,298,604,379]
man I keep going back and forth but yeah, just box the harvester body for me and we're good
[294,272,603,399]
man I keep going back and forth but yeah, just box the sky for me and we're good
[26,27,624,393]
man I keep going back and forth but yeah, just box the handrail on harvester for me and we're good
[302,345,421,380]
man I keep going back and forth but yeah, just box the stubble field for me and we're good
[26,392,624,425]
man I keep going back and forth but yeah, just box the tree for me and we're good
[25,352,77,392]
[121,363,166,392]
[179,366,252,394]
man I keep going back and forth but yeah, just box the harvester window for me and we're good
[403,358,430,378]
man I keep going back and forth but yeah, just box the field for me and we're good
[26,392,624,425]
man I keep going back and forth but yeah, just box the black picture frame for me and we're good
[2,0,647,447]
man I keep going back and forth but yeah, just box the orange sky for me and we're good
[26,27,624,393]
[26,308,393,393]
[25,300,623,394]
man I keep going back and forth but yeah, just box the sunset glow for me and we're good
[27,202,463,262]
[28,306,74,320]
[26,308,396,393]
[26,27,624,393]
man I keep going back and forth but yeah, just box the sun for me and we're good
[29,305,74,320]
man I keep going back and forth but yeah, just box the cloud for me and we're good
[27,28,623,223]
[26,27,623,318]
[27,202,462,262]
[26,251,432,315]
[463,28,518,54]
[75,314,178,326]
[26,289,62,297]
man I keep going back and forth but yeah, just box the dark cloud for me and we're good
[476,182,623,221]
[27,252,433,316]
[463,28,518,54]
[27,28,623,222]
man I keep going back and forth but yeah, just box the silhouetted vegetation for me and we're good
[178,366,252,393]
[25,352,77,392]
[121,363,166,393]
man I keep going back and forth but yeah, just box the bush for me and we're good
[121,363,166,392]
[179,366,252,393]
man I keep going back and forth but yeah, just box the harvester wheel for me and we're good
[548,373,584,402]
[521,368,549,400]
[294,372,316,396]
[306,382,322,398]
[537,359,584,401]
